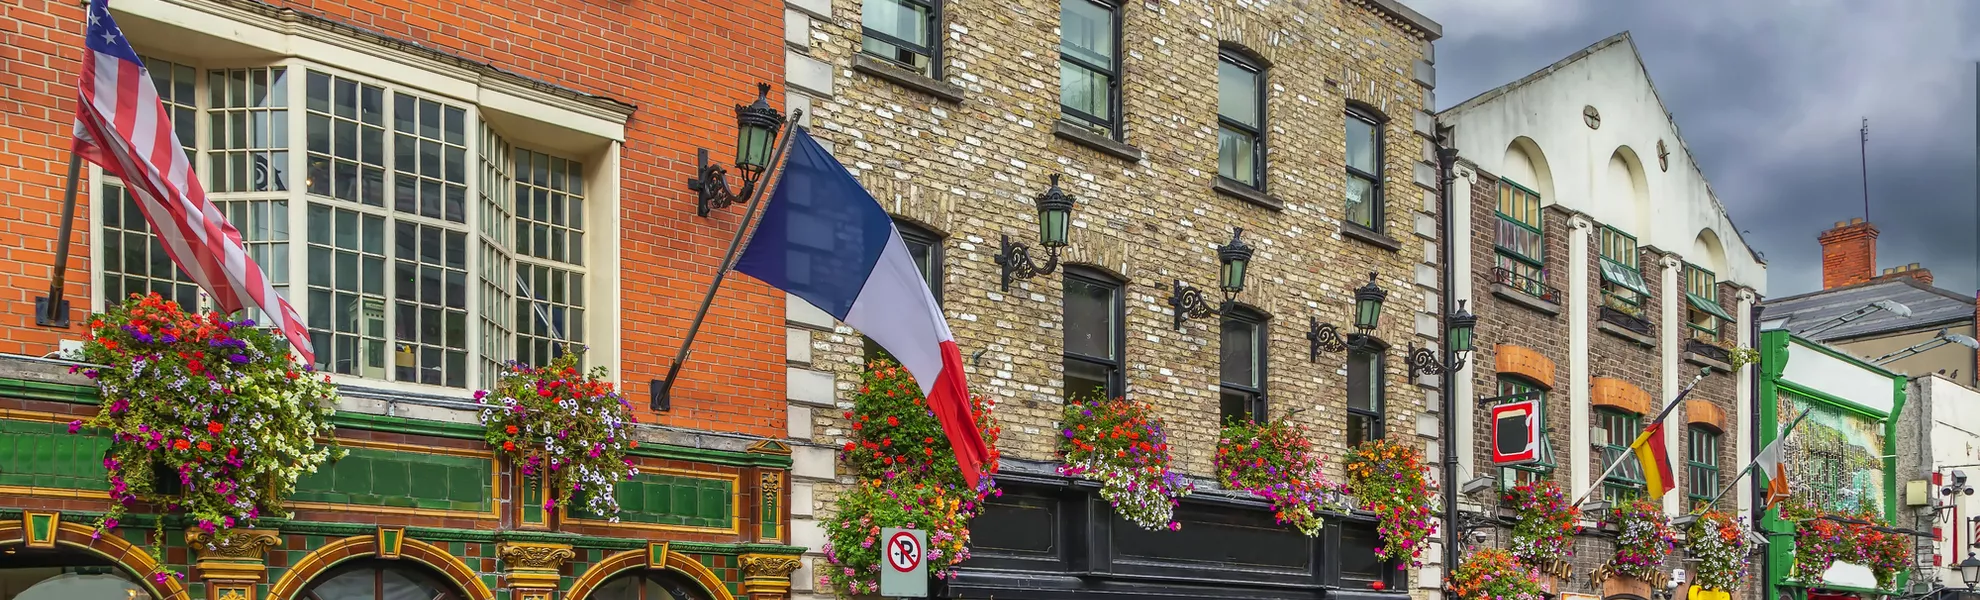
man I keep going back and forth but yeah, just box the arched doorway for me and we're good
[295,560,466,600]
[587,571,715,600]
[0,546,148,600]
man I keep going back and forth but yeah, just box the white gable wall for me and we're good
[1439,38,1765,292]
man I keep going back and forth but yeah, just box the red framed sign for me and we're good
[1491,399,1541,465]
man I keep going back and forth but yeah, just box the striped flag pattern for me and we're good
[1630,421,1677,500]
[71,0,314,365]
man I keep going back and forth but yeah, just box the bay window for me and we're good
[95,15,624,394]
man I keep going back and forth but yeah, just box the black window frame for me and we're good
[860,0,944,77]
[1058,0,1124,139]
[1345,337,1387,446]
[1215,49,1267,191]
[1218,307,1268,425]
[1343,105,1385,232]
[865,219,944,362]
[1062,266,1126,400]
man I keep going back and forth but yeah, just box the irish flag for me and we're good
[734,129,993,489]
[1631,421,1677,500]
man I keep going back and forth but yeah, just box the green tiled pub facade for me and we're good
[0,356,804,600]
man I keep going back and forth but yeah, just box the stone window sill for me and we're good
[1212,177,1283,210]
[1598,321,1657,347]
[1340,222,1402,252]
[851,54,965,103]
[1052,121,1143,162]
[1491,283,1562,317]
[1684,352,1732,373]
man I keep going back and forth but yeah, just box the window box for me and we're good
[1684,339,1733,371]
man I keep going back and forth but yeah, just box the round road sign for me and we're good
[886,531,922,573]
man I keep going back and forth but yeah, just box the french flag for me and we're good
[735,129,993,489]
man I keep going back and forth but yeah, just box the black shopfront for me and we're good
[940,462,1407,600]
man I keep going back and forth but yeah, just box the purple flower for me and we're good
[103,518,119,530]
[68,420,82,433]
[228,354,250,364]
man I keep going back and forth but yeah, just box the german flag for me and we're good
[1630,421,1677,500]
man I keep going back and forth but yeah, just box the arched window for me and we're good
[1063,266,1125,400]
[1218,306,1268,424]
[1496,375,1552,489]
[588,571,716,600]
[864,219,944,363]
[1,548,147,600]
[296,560,464,600]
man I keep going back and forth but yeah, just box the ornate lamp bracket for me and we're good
[1307,317,1351,361]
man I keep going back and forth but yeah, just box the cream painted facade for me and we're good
[1438,32,1767,518]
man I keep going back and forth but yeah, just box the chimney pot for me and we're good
[1819,219,1880,289]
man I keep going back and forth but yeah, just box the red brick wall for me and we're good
[0,0,787,435]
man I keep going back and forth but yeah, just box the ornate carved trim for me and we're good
[187,529,282,558]
[497,542,577,570]
[740,554,802,579]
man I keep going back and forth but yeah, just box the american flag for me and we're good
[72,0,315,365]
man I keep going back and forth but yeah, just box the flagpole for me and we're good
[35,153,85,328]
[1570,368,1709,510]
[652,111,805,410]
[1698,407,1816,509]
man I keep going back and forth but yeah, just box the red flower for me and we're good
[505,425,519,435]
[844,442,857,452]
[503,441,516,451]
[629,441,638,448]
[886,416,900,426]
[207,421,224,435]
[173,439,190,450]
[197,441,213,451]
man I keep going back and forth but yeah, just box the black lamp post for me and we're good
[1307,272,1388,360]
[1169,227,1254,330]
[1957,553,1980,592]
[995,174,1077,292]
[1407,300,1478,378]
[686,83,788,217]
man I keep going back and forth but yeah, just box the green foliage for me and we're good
[476,349,637,520]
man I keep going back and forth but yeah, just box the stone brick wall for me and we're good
[1465,169,1573,495]
[777,0,1442,596]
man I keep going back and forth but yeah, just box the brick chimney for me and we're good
[1818,218,1879,289]
[1878,263,1934,285]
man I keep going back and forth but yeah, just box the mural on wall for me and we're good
[1777,392,1886,514]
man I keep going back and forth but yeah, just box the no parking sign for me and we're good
[878,527,927,598]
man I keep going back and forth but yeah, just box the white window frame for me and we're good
[88,0,628,396]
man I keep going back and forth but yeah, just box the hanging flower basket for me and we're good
[820,359,1001,596]
[1782,498,1910,589]
[1504,480,1581,570]
[1059,393,1193,531]
[1340,439,1438,567]
[1684,509,1754,591]
[1448,548,1546,600]
[1215,415,1334,536]
[69,293,340,582]
[477,348,639,520]
[1607,498,1677,581]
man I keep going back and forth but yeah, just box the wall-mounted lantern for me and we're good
[686,83,788,217]
[1169,227,1254,330]
[994,174,1077,292]
[1407,300,1478,378]
[1307,272,1389,361]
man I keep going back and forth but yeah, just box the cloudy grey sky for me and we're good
[1411,0,1980,298]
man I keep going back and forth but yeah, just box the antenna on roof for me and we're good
[1860,117,1871,222]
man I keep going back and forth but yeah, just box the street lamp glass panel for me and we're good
[734,122,776,173]
[1450,320,1473,353]
[1354,294,1381,331]
[1220,255,1248,294]
[1961,554,1980,588]
[1040,205,1070,247]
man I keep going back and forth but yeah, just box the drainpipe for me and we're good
[1750,299,1769,600]
[1437,127,1462,582]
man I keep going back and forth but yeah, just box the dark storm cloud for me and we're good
[1415,0,1980,297]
